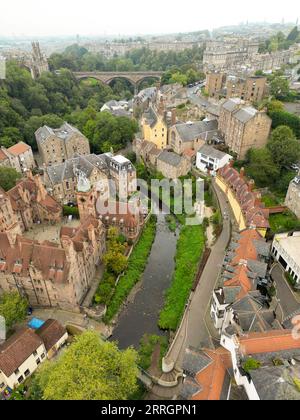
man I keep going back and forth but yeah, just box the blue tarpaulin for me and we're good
[28,318,45,330]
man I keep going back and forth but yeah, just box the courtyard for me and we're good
[23,219,81,244]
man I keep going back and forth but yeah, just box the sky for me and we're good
[0,0,299,37]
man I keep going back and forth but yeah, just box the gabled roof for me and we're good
[0,328,43,377]
[7,142,31,156]
[35,319,67,352]
[157,150,183,167]
[175,120,218,142]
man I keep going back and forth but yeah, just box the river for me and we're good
[111,213,178,349]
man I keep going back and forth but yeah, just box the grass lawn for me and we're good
[104,216,157,323]
[269,211,300,234]
[158,224,205,331]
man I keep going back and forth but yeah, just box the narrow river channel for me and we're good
[111,213,178,349]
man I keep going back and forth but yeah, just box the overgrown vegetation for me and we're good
[269,211,300,234]
[0,166,21,191]
[0,292,28,331]
[243,358,262,373]
[62,205,80,218]
[158,224,205,331]
[138,334,168,371]
[0,61,138,153]
[103,216,157,323]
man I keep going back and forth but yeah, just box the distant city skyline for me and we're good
[0,0,299,37]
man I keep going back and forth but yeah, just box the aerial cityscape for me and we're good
[1,0,300,405]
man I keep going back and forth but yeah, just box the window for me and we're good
[14,368,20,375]
[24,369,30,377]
[36,358,41,365]
[33,350,38,357]
[18,375,24,384]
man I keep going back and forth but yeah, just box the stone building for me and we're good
[141,102,169,150]
[0,172,62,243]
[226,76,267,103]
[76,177,144,240]
[43,153,136,205]
[43,154,110,205]
[35,123,90,167]
[102,153,137,196]
[0,215,106,311]
[156,150,191,179]
[29,42,49,79]
[285,176,300,219]
[169,120,219,155]
[0,142,35,174]
[219,98,271,159]
[205,72,226,98]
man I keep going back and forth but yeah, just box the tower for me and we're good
[30,42,49,79]
[76,172,98,220]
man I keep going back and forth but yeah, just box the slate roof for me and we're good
[198,144,231,161]
[157,150,183,167]
[45,154,108,185]
[234,107,257,123]
[182,347,213,377]
[222,98,243,112]
[250,366,300,400]
[175,120,218,143]
[35,123,82,145]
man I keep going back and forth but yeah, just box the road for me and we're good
[271,264,300,320]
[186,86,210,109]
[165,180,231,367]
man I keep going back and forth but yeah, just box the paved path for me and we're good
[31,308,110,337]
[271,264,300,319]
[165,180,231,367]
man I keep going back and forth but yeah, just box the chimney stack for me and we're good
[171,108,177,126]
[248,179,255,192]
[240,167,245,178]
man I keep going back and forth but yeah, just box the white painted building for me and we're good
[196,145,232,175]
[272,232,300,289]
[0,320,68,392]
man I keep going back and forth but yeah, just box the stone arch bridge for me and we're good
[74,71,163,92]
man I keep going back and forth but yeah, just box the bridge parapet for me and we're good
[74,71,163,86]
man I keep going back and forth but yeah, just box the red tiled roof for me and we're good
[35,319,67,352]
[7,142,31,156]
[218,164,269,229]
[0,149,8,162]
[193,348,232,400]
[239,330,300,356]
[0,328,43,377]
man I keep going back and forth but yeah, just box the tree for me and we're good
[0,292,28,330]
[0,167,22,191]
[102,227,128,275]
[267,126,300,169]
[245,148,280,188]
[270,77,290,100]
[267,100,284,114]
[170,72,188,86]
[33,331,139,400]
[269,110,300,138]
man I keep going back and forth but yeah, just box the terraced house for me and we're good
[216,163,270,237]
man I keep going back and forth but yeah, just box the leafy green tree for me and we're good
[103,229,128,276]
[0,292,28,330]
[269,110,300,138]
[268,126,300,169]
[0,167,22,191]
[33,331,138,400]
[270,77,290,100]
[245,148,280,188]
[287,26,300,42]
